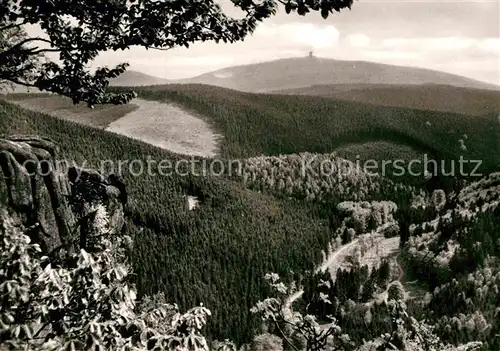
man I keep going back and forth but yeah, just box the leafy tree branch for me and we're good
[0,0,354,107]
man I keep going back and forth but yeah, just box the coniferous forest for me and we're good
[2,84,499,349]
[1,1,499,348]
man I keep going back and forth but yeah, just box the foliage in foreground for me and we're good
[0,0,353,106]
[0,100,342,344]
[0,205,484,350]
[251,273,483,351]
[0,208,228,350]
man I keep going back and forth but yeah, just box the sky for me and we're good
[39,0,500,85]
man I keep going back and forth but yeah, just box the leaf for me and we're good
[285,2,291,14]
[297,5,306,16]
[13,325,21,338]
[22,324,32,339]
[5,313,14,324]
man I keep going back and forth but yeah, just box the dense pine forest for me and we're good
[1,0,499,349]
[113,85,500,174]
[1,83,500,349]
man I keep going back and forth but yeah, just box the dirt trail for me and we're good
[285,236,406,310]
[317,239,360,275]
[285,239,360,309]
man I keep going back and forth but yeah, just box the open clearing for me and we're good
[106,99,221,158]
[7,95,222,159]
[7,95,139,129]
[286,239,360,309]
[286,235,427,310]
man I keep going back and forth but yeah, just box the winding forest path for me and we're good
[285,239,360,309]
[285,236,409,311]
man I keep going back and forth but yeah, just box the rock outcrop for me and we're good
[0,136,127,255]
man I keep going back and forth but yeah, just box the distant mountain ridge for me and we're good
[109,70,170,86]
[3,57,498,97]
[272,83,500,117]
[176,56,499,92]
[1,70,170,93]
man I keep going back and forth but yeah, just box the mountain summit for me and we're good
[177,56,498,93]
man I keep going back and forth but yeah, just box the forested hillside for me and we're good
[272,84,500,117]
[0,100,388,343]
[2,0,498,348]
[113,84,500,187]
[2,81,500,349]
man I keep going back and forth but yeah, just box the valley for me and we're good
[1,58,499,350]
[2,1,500,350]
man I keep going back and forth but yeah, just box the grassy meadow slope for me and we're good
[114,84,500,181]
[177,56,499,92]
[272,84,500,117]
[5,94,138,128]
[0,100,349,343]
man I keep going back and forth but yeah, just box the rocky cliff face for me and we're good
[0,136,127,256]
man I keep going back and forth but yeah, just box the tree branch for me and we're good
[28,48,60,55]
[0,20,27,32]
[0,37,54,62]
[144,46,173,52]
[0,76,38,89]
[4,37,53,51]
[273,318,300,351]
